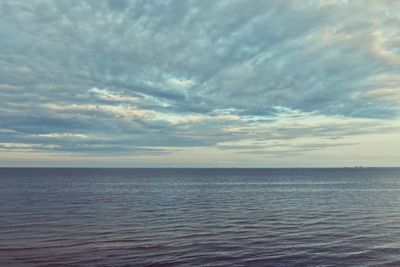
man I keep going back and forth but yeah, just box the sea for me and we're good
[1,168,400,266]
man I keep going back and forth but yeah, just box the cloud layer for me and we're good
[0,0,399,166]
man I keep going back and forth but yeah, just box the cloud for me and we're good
[0,0,399,165]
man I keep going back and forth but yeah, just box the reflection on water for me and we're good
[1,168,400,266]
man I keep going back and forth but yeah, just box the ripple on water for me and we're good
[1,168,400,266]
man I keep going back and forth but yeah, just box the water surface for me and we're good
[1,168,400,266]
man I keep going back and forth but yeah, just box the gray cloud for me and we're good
[0,0,399,159]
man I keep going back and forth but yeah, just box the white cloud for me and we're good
[0,0,399,166]
[90,87,139,103]
[37,133,89,139]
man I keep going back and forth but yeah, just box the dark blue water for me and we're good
[1,168,400,266]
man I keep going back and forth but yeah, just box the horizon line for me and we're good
[0,166,399,169]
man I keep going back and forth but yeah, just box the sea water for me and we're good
[1,168,400,266]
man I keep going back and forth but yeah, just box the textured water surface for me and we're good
[1,168,400,266]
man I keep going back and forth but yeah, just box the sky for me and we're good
[0,0,399,167]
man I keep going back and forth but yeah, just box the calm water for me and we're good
[1,168,400,266]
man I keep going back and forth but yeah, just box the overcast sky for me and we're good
[0,0,399,167]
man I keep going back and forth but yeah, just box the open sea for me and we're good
[1,168,400,266]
